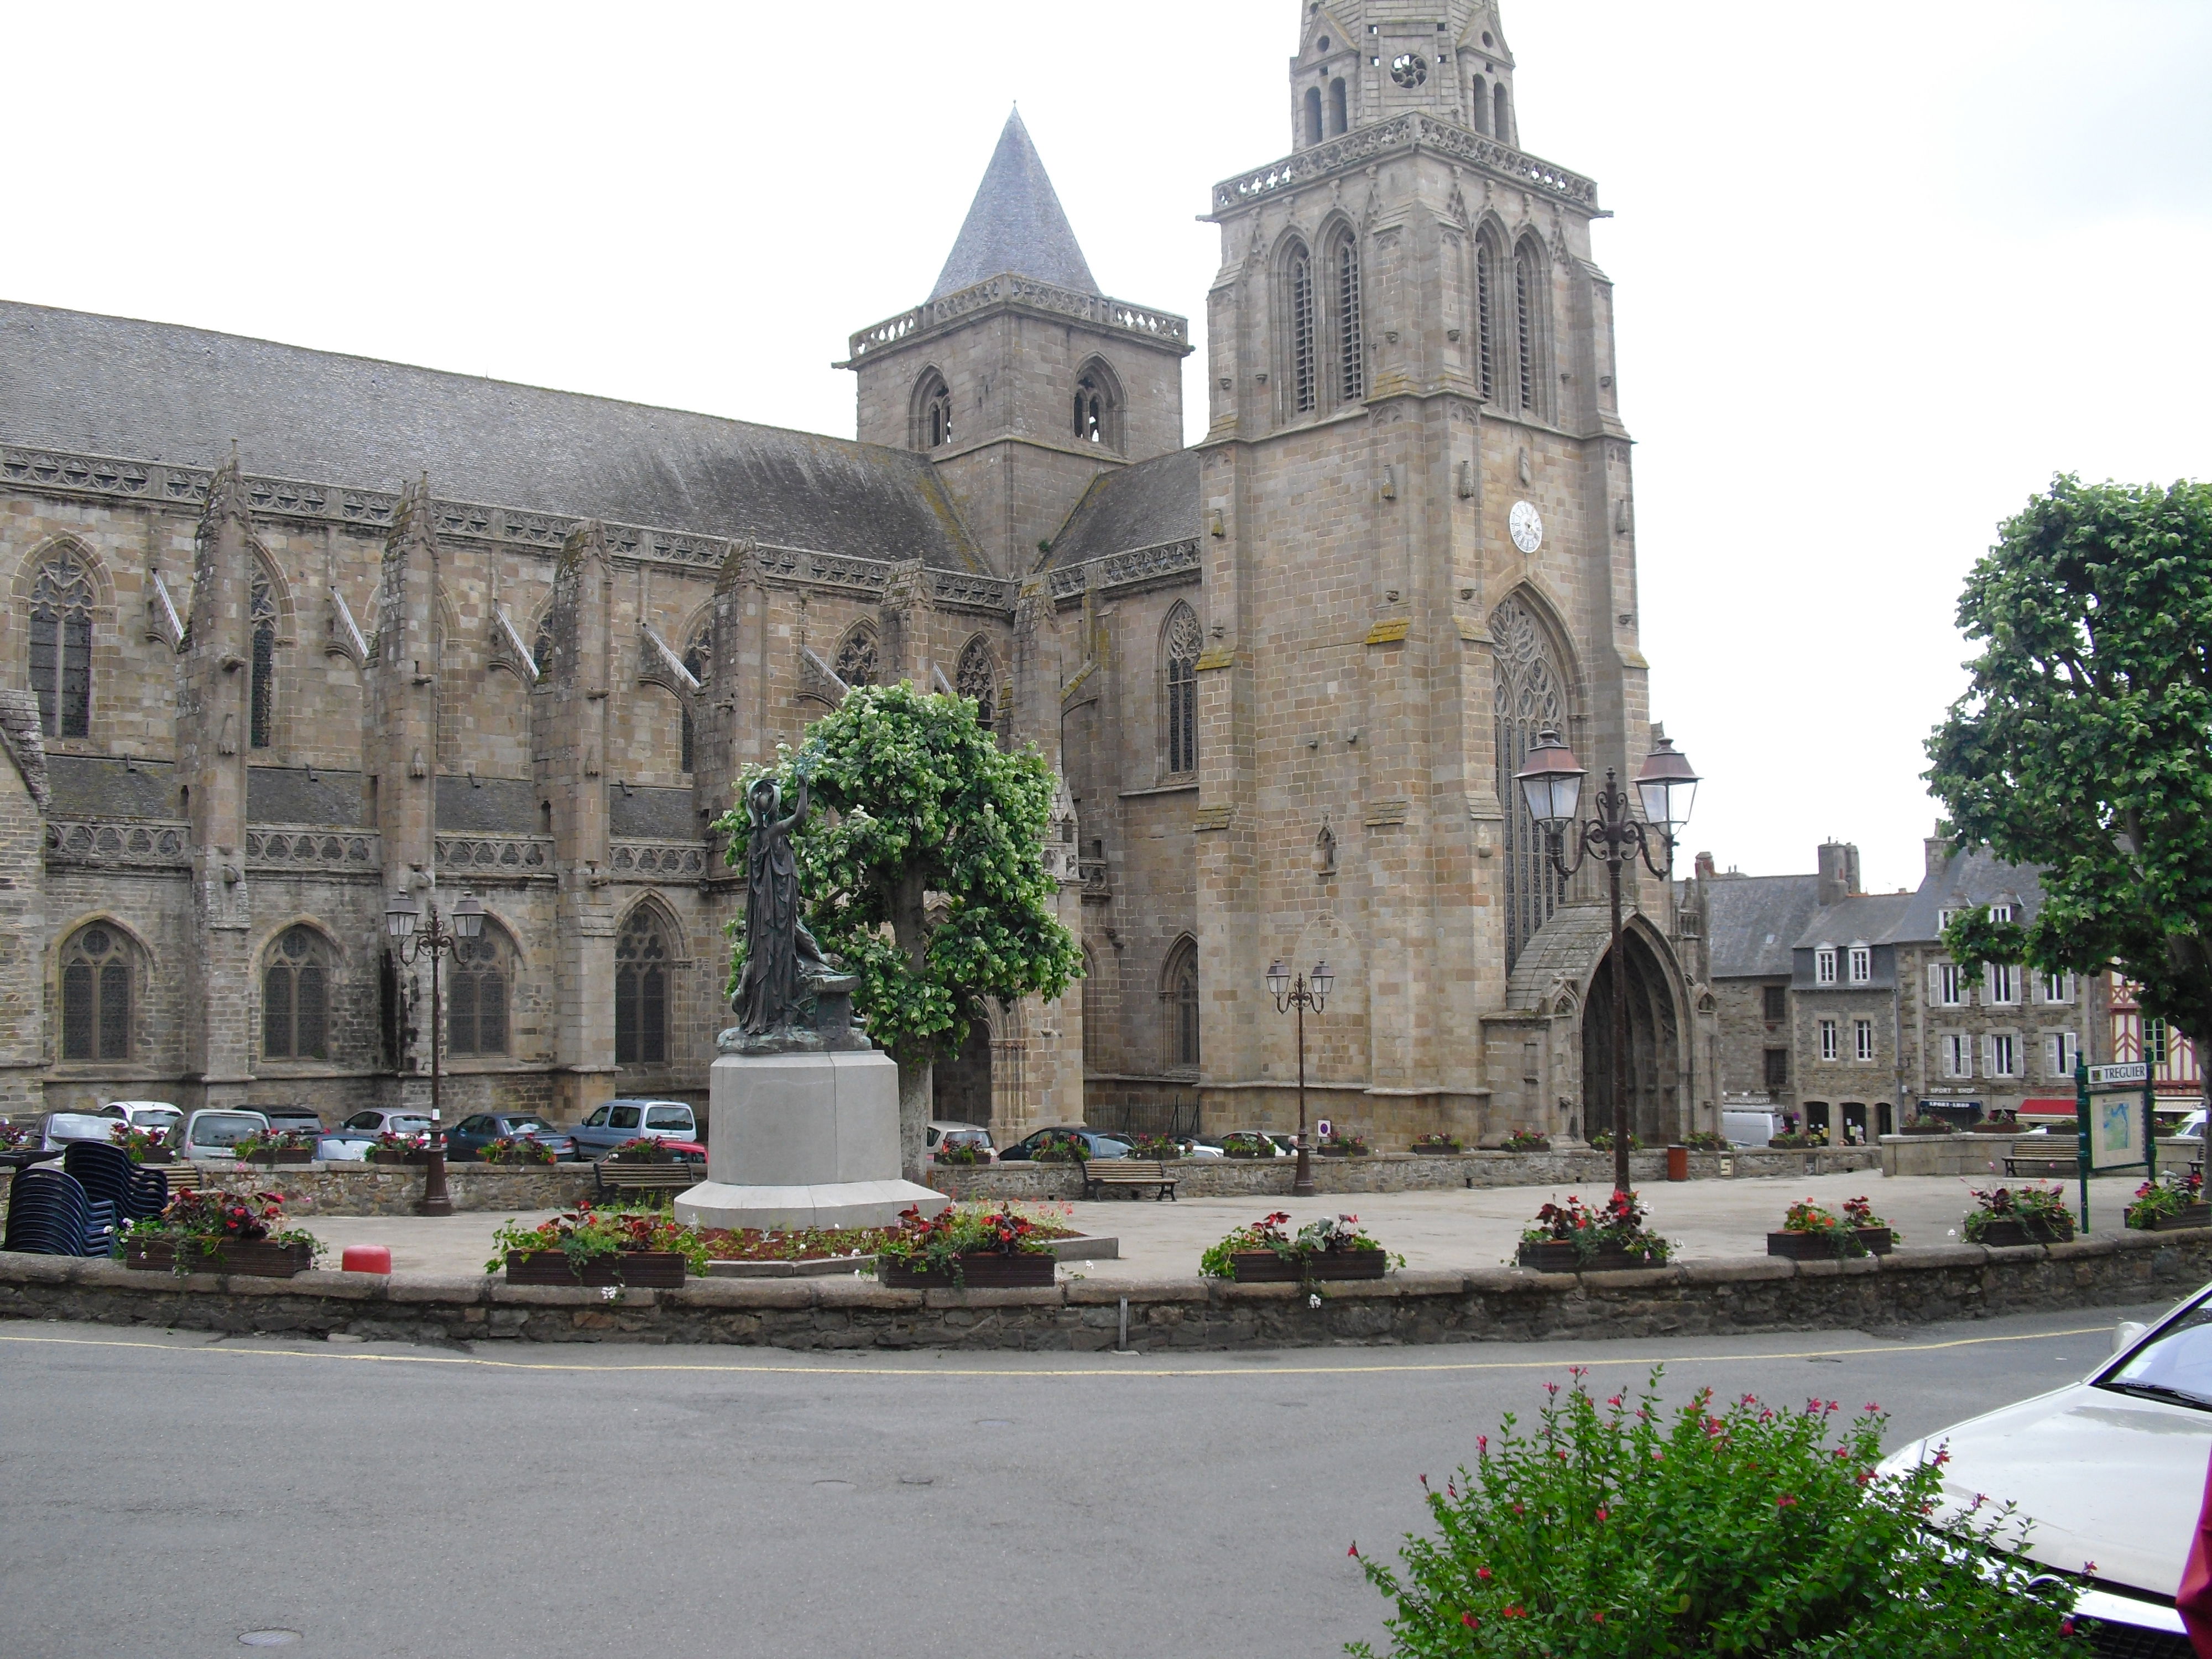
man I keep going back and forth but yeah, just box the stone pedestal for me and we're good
[674,1050,950,1231]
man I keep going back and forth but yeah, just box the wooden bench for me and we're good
[592,1160,701,1198]
[2004,1155,2079,1180]
[1078,1158,1178,1201]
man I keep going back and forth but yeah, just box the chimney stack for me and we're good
[1926,821,1953,881]
[1817,841,1860,907]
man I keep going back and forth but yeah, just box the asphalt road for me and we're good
[0,1301,2183,1659]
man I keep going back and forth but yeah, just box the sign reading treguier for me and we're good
[2075,1059,2157,1229]
[2088,1062,2150,1087]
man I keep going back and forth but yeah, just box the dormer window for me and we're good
[1814,947,1837,986]
[1848,945,1871,984]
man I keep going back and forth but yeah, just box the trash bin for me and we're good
[1666,1144,1689,1182]
[340,1244,392,1275]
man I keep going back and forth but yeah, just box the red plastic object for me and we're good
[341,1245,392,1275]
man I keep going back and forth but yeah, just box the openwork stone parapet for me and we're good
[844,273,1190,366]
[1209,113,1599,216]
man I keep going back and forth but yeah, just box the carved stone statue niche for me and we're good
[720,772,869,1055]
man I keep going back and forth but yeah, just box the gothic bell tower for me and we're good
[840,110,1192,580]
[1188,1,1694,1148]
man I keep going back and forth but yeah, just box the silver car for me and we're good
[1880,1284,2212,1647]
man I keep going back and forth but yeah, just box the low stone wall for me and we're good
[931,1145,1882,1203]
[1880,1133,2027,1178]
[0,1162,599,1217]
[3,1227,2194,1352]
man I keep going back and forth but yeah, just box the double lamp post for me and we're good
[384,888,484,1219]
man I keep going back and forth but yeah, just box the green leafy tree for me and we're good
[714,684,1081,1178]
[1926,476,2212,1068]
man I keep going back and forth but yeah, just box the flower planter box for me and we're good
[1316,1146,1369,1159]
[1972,1217,2075,1248]
[2134,1204,2212,1232]
[1409,1145,1463,1156]
[1767,1228,1895,1260]
[877,1252,1057,1289]
[1516,1242,1666,1274]
[1899,1125,1955,1136]
[126,1239,314,1277]
[503,1249,688,1288]
[367,1149,431,1166]
[245,1150,315,1166]
[133,1150,173,1165]
[1228,1249,1388,1282]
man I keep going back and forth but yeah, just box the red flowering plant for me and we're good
[1348,1369,2077,1658]
[1520,1191,1672,1265]
[486,1203,708,1277]
[608,1137,681,1164]
[2126,1169,2204,1229]
[481,1135,556,1166]
[1777,1197,1895,1258]
[123,1189,324,1272]
[1411,1133,1464,1152]
[233,1128,319,1159]
[107,1121,168,1162]
[369,1128,430,1153]
[1499,1129,1552,1152]
[1962,1183,2073,1243]
[872,1202,1055,1284]
[1030,1131,1090,1164]
[1197,1211,1385,1279]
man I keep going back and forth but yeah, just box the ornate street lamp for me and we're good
[1515,730,1701,1199]
[384,888,485,1218]
[1266,958,1333,1198]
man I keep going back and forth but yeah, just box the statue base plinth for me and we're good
[673,1049,948,1233]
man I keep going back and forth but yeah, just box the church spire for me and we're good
[930,109,1099,299]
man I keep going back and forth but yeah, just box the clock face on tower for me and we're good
[1509,500,1544,555]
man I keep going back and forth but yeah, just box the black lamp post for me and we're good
[1265,958,1333,1198]
[1514,730,1701,1199]
[384,888,484,1219]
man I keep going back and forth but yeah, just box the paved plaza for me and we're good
[302,1170,2156,1280]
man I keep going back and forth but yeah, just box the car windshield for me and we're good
[506,1119,550,1134]
[342,1113,382,1131]
[2101,1299,2212,1411]
[192,1115,265,1147]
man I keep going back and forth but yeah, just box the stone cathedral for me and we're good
[0,1,1714,1147]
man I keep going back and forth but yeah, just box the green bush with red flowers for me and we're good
[487,1204,709,1277]
[481,1135,556,1166]
[1520,1192,1672,1266]
[123,1190,324,1270]
[1347,1369,2077,1658]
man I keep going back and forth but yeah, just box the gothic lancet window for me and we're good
[28,545,94,740]
[1286,244,1318,415]
[60,923,131,1062]
[1162,602,1201,777]
[1073,363,1118,448]
[1495,82,1512,144]
[249,563,278,750]
[1164,937,1200,1072]
[1303,86,1323,145]
[1474,237,1499,403]
[1329,78,1348,134]
[262,925,329,1061]
[1492,595,1569,972]
[1514,239,1546,416]
[1472,74,1490,133]
[447,926,511,1057]
[956,637,997,732]
[614,906,671,1066]
[914,371,954,451]
[834,624,879,689]
[1334,235,1364,403]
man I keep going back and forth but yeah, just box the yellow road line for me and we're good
[0,1323,2116,1380]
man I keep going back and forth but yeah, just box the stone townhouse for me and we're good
[0,1,1724,1147]
[1686,831,2107,1140]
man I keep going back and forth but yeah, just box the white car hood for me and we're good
[1889,1383,2208,1598]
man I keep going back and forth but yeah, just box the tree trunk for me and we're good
[890,870,932,1184]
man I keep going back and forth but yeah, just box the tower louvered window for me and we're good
[1163,603,1201,777]
[249,565,277,750]
[1514,247,1536,413]
[1289,252,1318,415]
[1475,242,1498,403]
[28,547,93,740]
[1336,238,1364,402]
[1491,596,1568,972]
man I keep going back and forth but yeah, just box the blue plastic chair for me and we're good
[126,1162,169,1220]
[3,1165,111,1256]
[62,1141,138,1220]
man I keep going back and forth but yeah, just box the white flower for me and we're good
[1308,1293,1322,1309]
[600,1286,620,1301]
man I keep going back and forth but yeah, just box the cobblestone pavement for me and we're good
[298,1169,2157,1280]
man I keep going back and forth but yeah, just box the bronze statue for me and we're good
[723,769,866,1053]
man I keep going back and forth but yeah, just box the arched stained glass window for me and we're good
[1492,595,1569,972]
[615,906,671,1066]
[956,637,997,732]
[1162,603,1201,777]
[29,546,94,740]
[263,925,329,1061]
[835,624,879,690]
[61,923,131,1061]
[447,926,510,1057]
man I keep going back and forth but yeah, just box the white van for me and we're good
[169,1108,271,1160]
[1720,1107,1778,1149]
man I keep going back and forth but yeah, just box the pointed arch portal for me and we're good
[1580,922,1684,1147]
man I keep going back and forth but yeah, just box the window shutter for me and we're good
[1928,963,1942,1001]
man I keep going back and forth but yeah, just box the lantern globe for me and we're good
[1265,960,1290,1000]
[1311,961,1334,1000]
[385,890,421,940]
[1635,734,1701,828]
[1514,728,1585,827]
[451,893,485,939]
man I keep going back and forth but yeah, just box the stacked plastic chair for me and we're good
[2,1165,113,1256]
[64,1141,163,1223]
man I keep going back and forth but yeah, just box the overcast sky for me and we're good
[7,2,2206,893]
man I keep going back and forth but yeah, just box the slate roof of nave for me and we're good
[1045,448,1201,567]
[0,301,985,572]
[930,111,1100,301]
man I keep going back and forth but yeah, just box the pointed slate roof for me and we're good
[930,111,1100,300]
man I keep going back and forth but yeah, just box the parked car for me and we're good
[39,1112,129,1152]
[446,1112,577,1161]
[260,1105,325,1139]
[107,1100,182,1136]
[926,1121,996,1163]
[996,1127,1132,1161]
[2173,1108,2205,1144]
[319,1108,437,1161]
[1878,1284,2212,1650]
[569,1099,702,1159]
[167,1108,273,1160]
